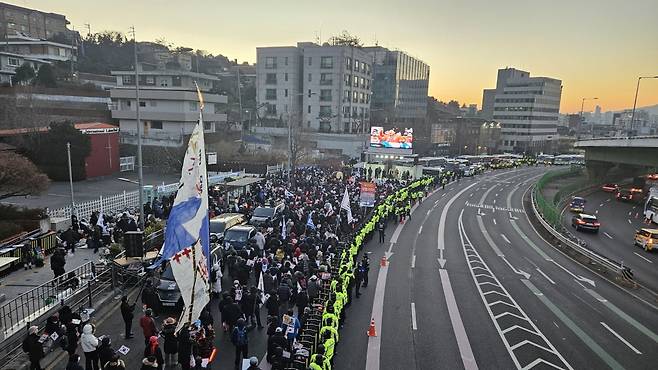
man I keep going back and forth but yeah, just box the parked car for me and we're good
[634,228,658,252]
[601,183,619,193]
[209,213,246,244]
[249,204,284,227]
[571,213,600,233]
[223,225,257,250]
[569,197,586,212]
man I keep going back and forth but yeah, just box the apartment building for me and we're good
[482,68,562,153]
[0,2,70,40]
[0,34,75,63]
[110,64,227,147]
[256,42,373,158]
[0,51,49,85]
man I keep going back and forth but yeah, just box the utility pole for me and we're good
[130,26,145,230]
[67,142,75,218]
[236,64,243,143]
[630,76,658,136]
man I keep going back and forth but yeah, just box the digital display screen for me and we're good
[370,127,413,149]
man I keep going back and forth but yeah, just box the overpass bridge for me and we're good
[574,136,658,178]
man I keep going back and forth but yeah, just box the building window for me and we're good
[353,77,359,88]
[355,59,360,71]
[284,57,288,66]
[266,103,277,115]
[151,121,163,129]
[160,79,169,87]
[145,76,155,85]
[344,122,350,133]
[284,89,288,97]
[308,57,312,66]
[320,56,334,69]
[150,101,157,107]
[139,101,146,107]
[346,57,352,70]
[266,73,277,84]
[265,57,277,69]
[204,122,212,131]
[344,74,351,85]
[308,73,312,82]
[353,91,358,102]
[284,73,288,82]
[359,92,365,103]
[122,75,134,85]
[308,89,312,98]
[172,76,182,86]
[344,90,350,102]
[189,101,198,111]
[320,73,333,86]
[360,77,365,88]
[308,105,311,114]
[320,89,332,102]
[319,106,332,118]
[265,89,277,100]
[7,57,20,67]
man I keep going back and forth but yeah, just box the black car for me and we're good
[223,225,257,250]
[249,204,284,227]
[616,189,634,202]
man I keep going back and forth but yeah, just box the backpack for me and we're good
[233,327,248,346]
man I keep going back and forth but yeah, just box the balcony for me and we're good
[320,80,333,86]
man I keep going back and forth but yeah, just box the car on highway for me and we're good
[249,203,284,227]
[601,183,619,193]
[647,173,658,181]
[571,213,600,233]
[223,225,257,250]
[209,213,246,244]
[633,228,658,251]
[616,189,634,202]
[569,197,586,212]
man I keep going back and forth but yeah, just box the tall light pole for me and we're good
[66,142,75,218]
[630,76,658,136]
[130,26,145,230]
[579,97,598,138]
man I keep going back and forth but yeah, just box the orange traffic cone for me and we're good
[380,256,387,267]
[367,318,377,337]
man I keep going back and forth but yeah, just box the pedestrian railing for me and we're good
[119,156,135,172]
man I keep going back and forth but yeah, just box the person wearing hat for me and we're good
[143,336,163,370]
[161,317,178,367]
[266,327,288,364]
[140,356,158,370]
[22,326,43,370]
[97,336,115,369]
[103,353,125,370]
[66,353,84,370]
[246,356,261,370]
[220,296,242,334]
[80,324,100,370]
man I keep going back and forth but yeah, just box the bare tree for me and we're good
[0,151,50,200]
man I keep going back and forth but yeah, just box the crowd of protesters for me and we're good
[22,162,484,370]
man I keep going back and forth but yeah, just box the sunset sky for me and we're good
[18,0,658,113]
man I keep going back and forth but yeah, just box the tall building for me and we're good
[482,67,562,153]
[110,63,227,147]
[364,46,429,126]
[0,2,71,40]
[256,42,372,158]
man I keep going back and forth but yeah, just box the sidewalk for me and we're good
[2,172,178,210]
[0,247,98,302]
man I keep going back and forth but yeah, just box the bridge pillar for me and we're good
[585,160,614,180]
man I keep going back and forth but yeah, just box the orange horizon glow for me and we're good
[18,0,658,114]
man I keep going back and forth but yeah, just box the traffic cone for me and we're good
[380,256,387,267]
[367,318,377,337]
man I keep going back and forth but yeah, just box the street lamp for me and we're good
[630,76,658,136]
[579,97,598,138]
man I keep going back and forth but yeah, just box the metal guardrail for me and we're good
[530,184,630,277]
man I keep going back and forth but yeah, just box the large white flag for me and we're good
[159,112,210,332]
[341,188,354,224]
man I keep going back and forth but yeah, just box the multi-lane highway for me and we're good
[335,167,658,370]
[561,189,658,292]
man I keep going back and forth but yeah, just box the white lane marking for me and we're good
[390,222,404,244]
[442,193,446,197]
[628,219,632,224]
[551,259,596,287]
[501,234,511,244]
[634,252,653,264]
[628,211,632,216]
[493,218,497,225]
[536,268,556,285]
[495,193,498,197]
[427,210,432,216]
[606,198,611,202]
[411,302,418,330]
[418,225,423,235]
[469,193,473,197]
[411,254,416,269]
[603,232,613,239]
[439,269,478,369]
[600,322,642,354]
[493,199,497,204]
[595,210,599,214]
[599,203,604,207]
[438,182,478,265]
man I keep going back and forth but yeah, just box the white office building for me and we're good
[482,68,562,153]
[255,42,372,158]
[110,64,227,147]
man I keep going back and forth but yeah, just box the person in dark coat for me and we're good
[97,336,115,370]
[265,291,280,318]
[66,354,84,370]
[241,287,257,329]
[177,325,192,370]
[266,327,289,364]
[22,326,43,370]
[161,317,178,367]
[143,336,164,370]
[141,280,159,317]
[120,296,135,339]
[220,297,243,333]
[50,248,66,278]
[295,288,308,316]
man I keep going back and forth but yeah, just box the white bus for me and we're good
[644,187,658,224]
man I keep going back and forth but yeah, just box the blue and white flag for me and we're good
[158,109,210,332]
[306,211,316,230]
